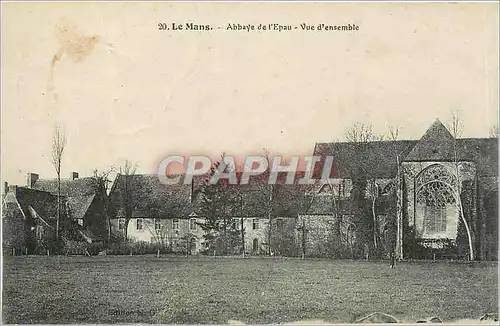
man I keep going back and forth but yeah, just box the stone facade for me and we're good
[110,215,296,255]
[309,119,497,260]
[111,216,205,253]
[402,161,476,241]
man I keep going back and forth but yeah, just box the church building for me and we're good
[310,119,498,260]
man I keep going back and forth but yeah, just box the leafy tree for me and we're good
[199,154,242,255]
[344,123,380,258]
[350,176,373,259]
[91,168,116,242]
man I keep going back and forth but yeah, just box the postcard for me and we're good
[1,2,498,325]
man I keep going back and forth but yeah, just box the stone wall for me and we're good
[297,214,358,258]
[298,214,335,257]
[402,161,476,241]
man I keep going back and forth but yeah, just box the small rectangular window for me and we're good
[155,219,161,231]
[190,218,197,230]
[276,218,284,231]
[252,219,259,230]
[118,219,125,230]
[173,218,179,230]
[136,219,143,230]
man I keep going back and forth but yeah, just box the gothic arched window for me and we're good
[415,164,457,234]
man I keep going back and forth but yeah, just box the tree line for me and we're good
[29,114,496,258]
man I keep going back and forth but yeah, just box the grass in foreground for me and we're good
[2,255,498,324]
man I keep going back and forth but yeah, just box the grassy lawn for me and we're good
[2,255,498,324]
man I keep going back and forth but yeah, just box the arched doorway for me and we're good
[252,238,259,253]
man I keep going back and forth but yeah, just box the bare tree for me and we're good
[120,160,138,241]
[146,220,192,255]
[262,149,276,255]
[388,125,404,260]
[51,126,67,244]
[249,148,285,256]
[369,180,381,253]
[388,125,400,141]
[242,148,305,257]
[448,110,474,261]
[345,123,377,143]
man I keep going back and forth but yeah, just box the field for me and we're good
[2,255,498,324]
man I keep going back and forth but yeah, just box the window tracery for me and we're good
[415,164,457,234]
[415,164,457,190]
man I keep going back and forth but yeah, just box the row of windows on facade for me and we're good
[117,218,269,231]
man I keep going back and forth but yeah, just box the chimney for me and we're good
[70,172,79,180]
[4,182,8,195]
[26,173,39,188]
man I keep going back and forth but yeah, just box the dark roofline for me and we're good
[17,186,57,196]
[402,159,476,163]
[35,176,94,183]
[112,171,313,186]
[315,139,416,146]
[316,136,497,147]
[458,137,498,141]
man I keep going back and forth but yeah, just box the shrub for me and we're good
[63,240,90,255]
[62,239,176,256]
[106,241,173,255]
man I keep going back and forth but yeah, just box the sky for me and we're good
[1,2,498,186]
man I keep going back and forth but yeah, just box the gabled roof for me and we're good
[314,119,498,179]
[11,186,99,241]
[404,119,497,176]
[300,184,356,216]
[458,137,498,177]
[2,187,26,221]
[108,173,310,219]
[16,187,59,223]
[109,174,194,219]
[32,177,97,197]
[405,119,458,161]
[27,205,55,229]
[67,195,96,220]
[32,177,100,220]
[314,140,417,179]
